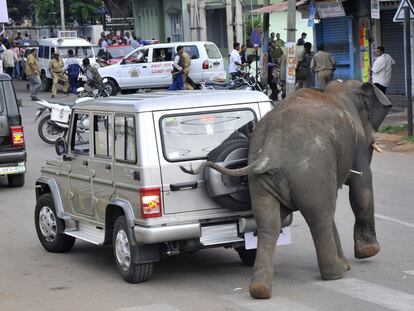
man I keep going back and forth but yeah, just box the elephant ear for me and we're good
[361,83,393,131]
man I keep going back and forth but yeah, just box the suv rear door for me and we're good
[0,79,21,149]
[203,43,224,80]
[154,104,260,215]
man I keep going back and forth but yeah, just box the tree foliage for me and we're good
[7,0,35,24]
[35,0,104,25]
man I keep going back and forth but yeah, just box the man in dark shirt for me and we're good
[297,32,307,46]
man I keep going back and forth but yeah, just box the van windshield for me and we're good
[56,47,94,58]
[161,109,256,161]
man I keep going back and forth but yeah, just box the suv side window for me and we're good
[124,49,148,64]
[114,115,136,163]
[71,113,90,154]
[94,114,113,158]
[183,45,199,59]
[44,47,50,60]
[152,48,174,62]
[38,46,44,58]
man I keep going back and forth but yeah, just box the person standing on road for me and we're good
[168,45,185,90]
[49,51,69,98]
[296,42,314,89]
[182,48,193,90]
[2,46,18,78]
[371,46,395,94]
[275,33,285,48]
[25,49,41,101]
[296,32,307,46]
[64,49,82,95]
[310,45,336,89]
[83,58,103,89]
[229,42,248,80]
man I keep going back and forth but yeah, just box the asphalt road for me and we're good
[1,80,414,311]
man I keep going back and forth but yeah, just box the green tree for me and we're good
[35,0,104,26]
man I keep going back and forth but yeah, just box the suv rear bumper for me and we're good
[133,217,258,244]
[0,150,27,164]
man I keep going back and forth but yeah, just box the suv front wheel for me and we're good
[34,193,75,252]
[113,216,153,283]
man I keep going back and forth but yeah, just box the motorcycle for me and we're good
[34,100,73,144]
[200,71,263,92]
[34,79,109,144]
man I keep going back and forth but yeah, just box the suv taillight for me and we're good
[11,126,25,147]
[140,187,162,218]
[202,60,209,70]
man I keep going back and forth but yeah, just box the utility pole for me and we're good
[226,0,234,54]
[235,0,243,45]
[261,0,270,91]
[286,0,296,96]
[60,0,65,30]
[199,0,207,41]
[404,6,413,136]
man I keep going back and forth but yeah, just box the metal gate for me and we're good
[315,16,354,80]
[381,10,404,95]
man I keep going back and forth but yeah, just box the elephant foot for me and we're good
[249,282,272,299]
[320,261,344,280]
[355,241,380,259]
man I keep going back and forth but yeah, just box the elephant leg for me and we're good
[305,215,344,280]
[249,179,281,299]
[348,169,380,259]
[333,221,350,271]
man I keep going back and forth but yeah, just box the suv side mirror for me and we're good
[55,137,67,156]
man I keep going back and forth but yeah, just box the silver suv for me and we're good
[34,90,291,282]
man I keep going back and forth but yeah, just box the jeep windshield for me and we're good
[55,47,94,58]
[161,109,256,161]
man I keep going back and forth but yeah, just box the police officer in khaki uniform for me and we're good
[310,45,336,90]
[49,50,69,98]
[182,50,193,90]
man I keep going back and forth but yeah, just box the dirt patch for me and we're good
[375,132,414,154]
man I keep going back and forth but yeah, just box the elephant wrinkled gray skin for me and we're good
[181,80,392,299]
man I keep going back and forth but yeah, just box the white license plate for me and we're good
[244,227,292,250]
[0,164,26,175]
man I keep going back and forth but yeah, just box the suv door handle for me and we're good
[170,182,198,191]
[105,164,111,170]
[83,160,88,167]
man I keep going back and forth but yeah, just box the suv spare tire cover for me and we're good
[206,137,251,211]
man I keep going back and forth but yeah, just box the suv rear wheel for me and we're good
[34,193,75,252]
[41,72,52,91]
[113,216,153,283]
[7,173,25,187]
[236,247,256,266]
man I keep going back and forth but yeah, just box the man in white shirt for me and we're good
[229,42,248,80]
[371,46,395,94]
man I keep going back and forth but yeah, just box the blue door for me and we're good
[315,16,354,80]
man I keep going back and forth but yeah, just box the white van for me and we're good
[98,41,226,95]
[37,37,96,91]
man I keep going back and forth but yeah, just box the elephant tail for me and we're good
[180,156,270,177]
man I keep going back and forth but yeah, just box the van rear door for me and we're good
[154,104,260,215]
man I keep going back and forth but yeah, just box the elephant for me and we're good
[181,80,392,299]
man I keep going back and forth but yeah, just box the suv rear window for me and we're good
[161,110,256,161]
[205,44,221,59]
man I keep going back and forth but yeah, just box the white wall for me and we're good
[269,10,314,45]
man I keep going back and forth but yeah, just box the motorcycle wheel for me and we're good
[38,115,66,144]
